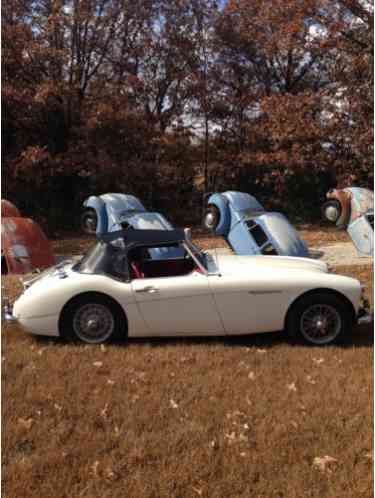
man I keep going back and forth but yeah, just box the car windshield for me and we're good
[184,240,219,273]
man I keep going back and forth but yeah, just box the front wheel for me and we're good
[61,295,125,344]
[322,200,342,224]
[81,208,98,235]
[203,205,220,231]
[286,293,352,346]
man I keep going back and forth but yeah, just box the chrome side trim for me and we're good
[358,312,373,325]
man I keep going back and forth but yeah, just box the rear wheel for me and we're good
[81,208,98,235]
[61,295,125,344]
[287,292,352,345]
[203,205,220,231]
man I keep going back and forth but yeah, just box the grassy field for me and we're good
[2,228,373,498]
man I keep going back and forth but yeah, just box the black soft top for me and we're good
[97,228,186,248]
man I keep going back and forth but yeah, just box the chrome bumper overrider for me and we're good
[2,300,17,323]
[357,297,373,325]
[357,309,374,325]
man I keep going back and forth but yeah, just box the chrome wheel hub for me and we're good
[73,303,114,343]
[325,206,339,222]
[206,212,214,227]
[85,216,96,231]
[300,304,341,345]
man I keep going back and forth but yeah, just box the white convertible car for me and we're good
[4,229,371,346]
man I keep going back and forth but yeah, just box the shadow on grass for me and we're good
[126,322,373,350]
[13,321,373,351]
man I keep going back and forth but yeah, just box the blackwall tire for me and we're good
[286,292,352,346]
[81,208,98,235]
[204,205,221,231]
[61,295,125,344]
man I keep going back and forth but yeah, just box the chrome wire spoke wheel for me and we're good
[73,303,115,344]
[300,304,342,345]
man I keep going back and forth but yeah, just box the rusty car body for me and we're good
[322,187,373,256]
[1,200,55,274]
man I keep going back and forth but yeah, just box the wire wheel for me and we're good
[72,303,115,344]
[300,303,342,345]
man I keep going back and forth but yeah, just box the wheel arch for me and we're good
[284,287,356,333]
[58,291,128,338]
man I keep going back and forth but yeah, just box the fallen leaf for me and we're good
[91,460,100,477]
[312,357,324,365]
[107,379,115,385]
[306,375,317,385]
[93,361,103,368]
[170,399,178,409]
[106,467,115,479]
[313,455,338,473]
[287,382,297,392]
[18,417,33,430]
[101,403,109,418]
[210,440,218,449]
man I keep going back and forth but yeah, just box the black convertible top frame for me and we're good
[97,228,186,249]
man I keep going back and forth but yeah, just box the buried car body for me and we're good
[204,191,310,258]
[5,229,371,346]
[322,187,373,256]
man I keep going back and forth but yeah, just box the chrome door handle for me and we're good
[135,286,158,293]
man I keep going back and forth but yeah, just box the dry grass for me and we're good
[2,228,373,498]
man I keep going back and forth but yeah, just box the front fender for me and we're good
[207,193,231,235]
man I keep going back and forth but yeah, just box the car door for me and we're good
[207,273,286,335]
[131,272,224,336]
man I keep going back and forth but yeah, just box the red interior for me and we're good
[130,258,196,279]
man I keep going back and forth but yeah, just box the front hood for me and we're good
[21,259,76,290]
[216,254,328,275]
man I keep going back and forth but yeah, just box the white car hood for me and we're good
[215,254,328,275]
